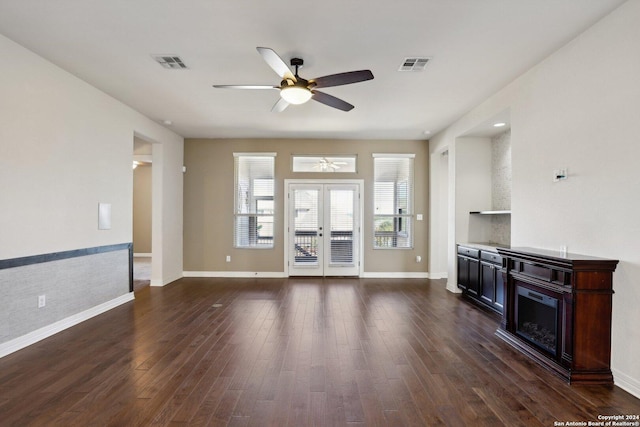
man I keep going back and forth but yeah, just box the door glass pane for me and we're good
[293,189,319,265]
[329,189,354,265]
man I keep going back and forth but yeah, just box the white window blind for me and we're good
[329,189,355,264]
[234,153,276,248]
[373,154,414,249]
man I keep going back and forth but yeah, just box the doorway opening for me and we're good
[285,180,363,277]
[132,137,153,290]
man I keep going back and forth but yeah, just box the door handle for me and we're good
[319,233,323,237]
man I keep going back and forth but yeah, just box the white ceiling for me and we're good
[0,0,626,140]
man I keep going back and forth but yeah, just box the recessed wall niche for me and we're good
[491,130,511,245]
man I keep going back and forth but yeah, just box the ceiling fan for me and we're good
[213,47,374,112]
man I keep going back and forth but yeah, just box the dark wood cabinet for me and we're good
[496,247,618,385]
[457,245,502,314]
[457,245,479,295]
[480,251,504,312]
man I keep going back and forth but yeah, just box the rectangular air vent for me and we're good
[152,55,188,69]
[398,57,431,72]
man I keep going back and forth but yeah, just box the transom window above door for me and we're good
[292,155,357,173]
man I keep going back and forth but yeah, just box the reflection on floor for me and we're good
[133,256,151,291]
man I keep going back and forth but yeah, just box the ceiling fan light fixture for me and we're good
[280,86,312,104]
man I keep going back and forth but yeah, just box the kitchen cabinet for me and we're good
[457,245,479,296]
[457,244,503,314]
[480,250,504,312]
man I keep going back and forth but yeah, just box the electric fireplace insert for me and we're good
[515,286,558,356]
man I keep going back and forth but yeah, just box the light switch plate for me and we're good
[98,203,111,230]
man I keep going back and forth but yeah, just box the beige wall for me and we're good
[184,138,429,275]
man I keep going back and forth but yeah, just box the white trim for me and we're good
[134,253,152,257]
[183,271,433,279]
[284,179,365,277]
[612,368,640,399]
[183,271,287,278]
[0,293,135,359]
[233,152,277,157]
[428,272,448,280]
[447,283,463,294]
[150,280,164,286]
[372,153,416,158]
[150,272,183,287]
[360,272,430,279]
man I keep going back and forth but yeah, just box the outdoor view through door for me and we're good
[288,183,360,276]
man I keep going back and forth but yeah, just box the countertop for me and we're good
[497,246,619,264]
[457,242,510,253]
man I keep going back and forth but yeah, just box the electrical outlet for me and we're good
[38,295,46,308]
[416,256,422,263]
[225,255,231,263]
[553,168,568,182]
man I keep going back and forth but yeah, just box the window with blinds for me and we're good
[373,154,414,249]
[234,153,276,248]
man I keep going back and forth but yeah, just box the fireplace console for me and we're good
[496,247,618,385]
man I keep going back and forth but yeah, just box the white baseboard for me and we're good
[183,271,437,279]
[446,281,462,293]
[612,368,640,399]
[184,271,434,279]
[183,271,287,278]
[428,272,448,279]
[359,272,430,279]
[0,293,135,359]
[149,273,183,287]
[133,253,152,257]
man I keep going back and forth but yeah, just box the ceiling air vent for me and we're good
[152,55,188,69]
[398,57,431,72]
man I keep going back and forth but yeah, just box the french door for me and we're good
[287,182,361,276]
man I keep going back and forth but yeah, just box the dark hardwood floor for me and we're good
[0,277,638,426]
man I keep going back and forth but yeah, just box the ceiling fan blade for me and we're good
[213,85,278,90]
[271,97,290,113]
[311,90,354,112]
[310,70,373,88]
[257,47,296,81]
